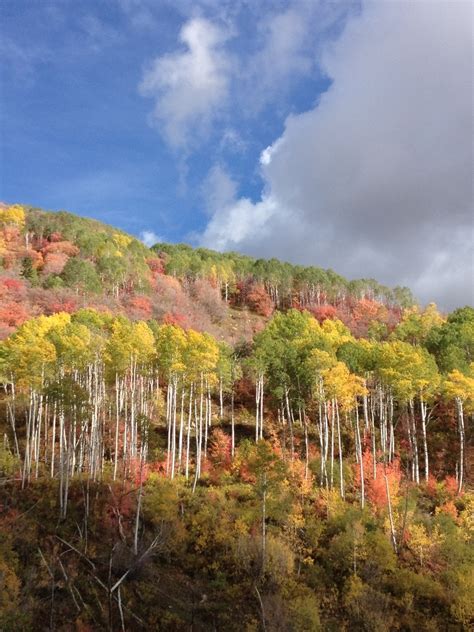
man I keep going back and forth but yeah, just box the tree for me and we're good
[61,258,102,293]
[427,306,474,373]
[443,365,474,492]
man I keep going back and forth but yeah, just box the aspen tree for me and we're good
[444,366,474,493]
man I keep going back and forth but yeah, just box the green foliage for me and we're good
[0,206,471,631]
[427,306,474,373]
[61,257,102,293]
[153,242,415,308]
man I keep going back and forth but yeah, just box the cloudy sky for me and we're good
[1,0,472,308]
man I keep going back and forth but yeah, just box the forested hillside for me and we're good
[0,204,413,341]
[0,204,473,630]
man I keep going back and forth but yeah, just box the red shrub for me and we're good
[209,428,232,471]
[310,304,338,323]
[42,252,69,276]
[356,451,402,510]
[146,256,165,276]
[163,312,188,328]
[124,295,153,320]
[42,240,80,257]
[0,300,29,327]
[246,282,274,317]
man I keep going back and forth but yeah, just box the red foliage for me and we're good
[42,252,69,276]
[48,232,63,242]
[146,256,165,276]
[238,461,257,485]
[444,475,459,496]
[208,428,232,473]
[30,288,78,316]
[355,451,402,510]
[2,278,24,292]
[46,298,78,314]
[425,474,439,498]
[23,249,44,269]
[129,457,152,485]
[163,311,188,328]
[124,295,153,320]
[42,240,80,257]
[0,300,29,327]
[246,282,274,317]
[437,500,458,520]
[310,304,337,323]
[353,298,383,321]
[1,226,21,243]
[0,276,29,329]
[349,298,390,337]
[191,278,227,322]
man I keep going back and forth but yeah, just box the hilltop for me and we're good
[0,204,413,341]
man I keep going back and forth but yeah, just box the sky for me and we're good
[1,0,472,309]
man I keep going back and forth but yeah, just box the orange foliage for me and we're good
[0,301,29,327]
[208,428,232,472]
[0,277,29,328]
[310,304,338,323]
[356,451,402,510]
[246,282,274,317]
[42,240,80,257]
[444,475,459,496]
[23,249,44,269]
[146,256,165,276]
[124,295,152,320]
[437,500,458,520]
[42,252,69,276]
[163,312,188,328]
[1,226,21,243]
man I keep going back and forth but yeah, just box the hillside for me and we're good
[0,203,473,631]
[0,204,413,342]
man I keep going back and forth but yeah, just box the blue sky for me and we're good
[0,1,343,241]
[1,1,472,308]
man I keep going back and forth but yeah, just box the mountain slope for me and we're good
[1,204,413,341]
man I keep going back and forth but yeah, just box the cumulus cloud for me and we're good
[139,17,231,147]
[140,230,162,247]
[200,0,473,309]
[201,164,278,250]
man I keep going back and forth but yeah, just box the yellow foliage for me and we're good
[0,204,26,228]
[4,313,72,387]
[407,523,445,566]
[321,318,353,349]
[321,361,367,412]
[458,493,474,540]
[112,233,132,249]
[444,366,474,411]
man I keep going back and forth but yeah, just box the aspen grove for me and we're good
[0,205,473,630]
[2,307,472,507]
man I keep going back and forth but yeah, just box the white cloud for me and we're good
[200,164,279,249]
[201,195,278,252]
[139,17,232,147]
[140,230,162,247]
[200,0,473,309]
